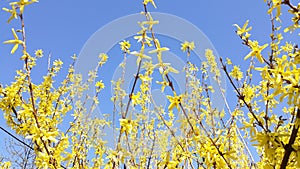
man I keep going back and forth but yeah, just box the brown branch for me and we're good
[280,108,300,169]
[113,6,150,168]
[282,0,299,12]
[146,130,156,169]
[123,59,142,119]
[220,57,267,132]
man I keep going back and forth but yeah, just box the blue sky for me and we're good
[0,0,272,79]
[0,0,298,162]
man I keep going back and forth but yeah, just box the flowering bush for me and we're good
[0,0,299,168]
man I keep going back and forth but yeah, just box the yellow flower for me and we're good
[130,92,141,106]
[139,74,152,83]
[281,42,293,53]
[9,0,38,14]
[205,49,220,77]
[181,41,195,55]
[119,40,131,53]
[149,45,169,56]
[159,152,179,168]
[156,80,169,92]
[233,20,252,36]
[267,0,281,17]
[2,5,17,23]
[71,54,77,60]
[99,53,108,62]
[3,28,23,54]
[244,40,268,63]
[53,59,63,67]
[230,65,243,80]
[226,57,232,65]
[140,19,159,30]
[120,119,137,134]
[95,80,105,92]
[181,41,195,57]
[98,53,109,66]
[241,84,256,103]
[166,92,182,111]
[35,49,43,57]
[143,0,157,8]
[149,39,169,64]
[153,62,179,75]
[131,50,152,65]
[0,161,11,169]
[134,31,152,44]
[142,61,154,74]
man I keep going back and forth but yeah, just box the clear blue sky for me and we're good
[0,0,298,161]
[0,0,272,81]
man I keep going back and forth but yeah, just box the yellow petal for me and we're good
[244,52,252,60]
[12,28,18,40]
[11,44,19,54]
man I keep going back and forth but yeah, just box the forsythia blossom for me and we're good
[35,49,43,57]
[167,92,182,111]
[98,53,109,66]
[143,0,157,8]
[2,5,17,23]
[95,80,105,92]
[181,41,195,56]
[230,65,243,80]
[9,0,38,14]
[233,20,252,36]
[244,40,268,63]
[3,28,23,54]
[119,40,131,53]
[120,119,138,134]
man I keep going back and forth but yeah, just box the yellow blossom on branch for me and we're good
[149,39,169,64]
[98,53,109,66]
[226,57,232,65]
[139,74,152,83]
[34,49,43,58]
[95,80,105,92]
[9,0,38,15]
[230,65,243,80]
[205,49,220,78]
[119,40,131,53]
[143,0,157,8]
[2,5,17,23]
[244,40,268,63]
[156,80,169,92]
[166,92,182,111]
[181,41,195,51]
[181,41,195,56]
[267,0,281,17]
[120,119,138,134]
[3,28,23,54]
[130,92,141,106]
[140,19,159,30]
[233,20,252,36]
[0,161,11,169]
[53,59,63,67]
[131,50,152,65]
